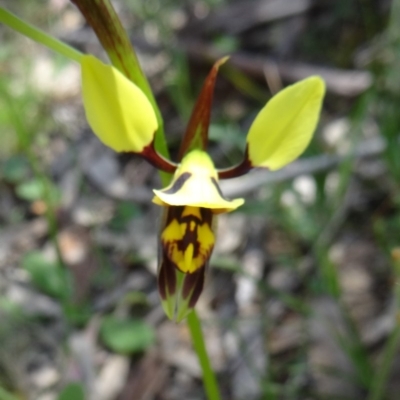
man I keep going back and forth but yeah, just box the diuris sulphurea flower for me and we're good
[80,54,325,321]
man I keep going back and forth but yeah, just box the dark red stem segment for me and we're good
[217,147,253,179]
[141,143,178,173]
[178,57,229,161]
[217,146,253,179]
[217,159,252,179]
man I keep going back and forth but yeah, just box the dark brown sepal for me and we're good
[182,265,206,308]
[157,257,177,301]
[178,57,229,160]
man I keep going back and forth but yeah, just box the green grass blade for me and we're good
[0,7,82,62]
[187,311,221,400]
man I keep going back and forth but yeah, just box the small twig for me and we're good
[187,0,312,35]
[220,137,385,197]
[181,39,373,96]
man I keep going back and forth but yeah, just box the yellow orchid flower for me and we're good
[153,150,243,320]
[80,54,325,321]
[153,150,244,212]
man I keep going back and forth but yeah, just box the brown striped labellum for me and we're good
[153,150,244,321]
[157,206,214,321]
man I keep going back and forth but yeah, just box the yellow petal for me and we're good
[152,150,244,212]
[246,76,325,170]
[81,55,158,153]
[157,207,213,321]
[161,206,215,274]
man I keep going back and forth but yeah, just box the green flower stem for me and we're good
[70,0,170,165]
[187,311,221,400]
[0,7,82,63]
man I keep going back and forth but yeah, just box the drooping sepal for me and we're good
[157,257,177,320]
[158,260,206,322]
[246,76,325,170]
[153,150,244,213]
[178,57,229,160]
[177,267,206,321]
[81,55,158,153]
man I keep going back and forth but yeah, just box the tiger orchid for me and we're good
[80,54,325,321]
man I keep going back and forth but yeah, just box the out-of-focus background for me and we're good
[1,0,400,399]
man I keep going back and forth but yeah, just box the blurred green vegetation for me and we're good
[1,0,400,399]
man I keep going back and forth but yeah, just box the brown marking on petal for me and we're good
[164,206,183,226]
[178,216,200,255]
[182,266,206,308]
[176,208,214,257]
[173,209,211,256]
[161,207,215,274]
[162,172,192,195]
[210,177,229,201]
[200,207,214,225]
[157,257,176,300]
